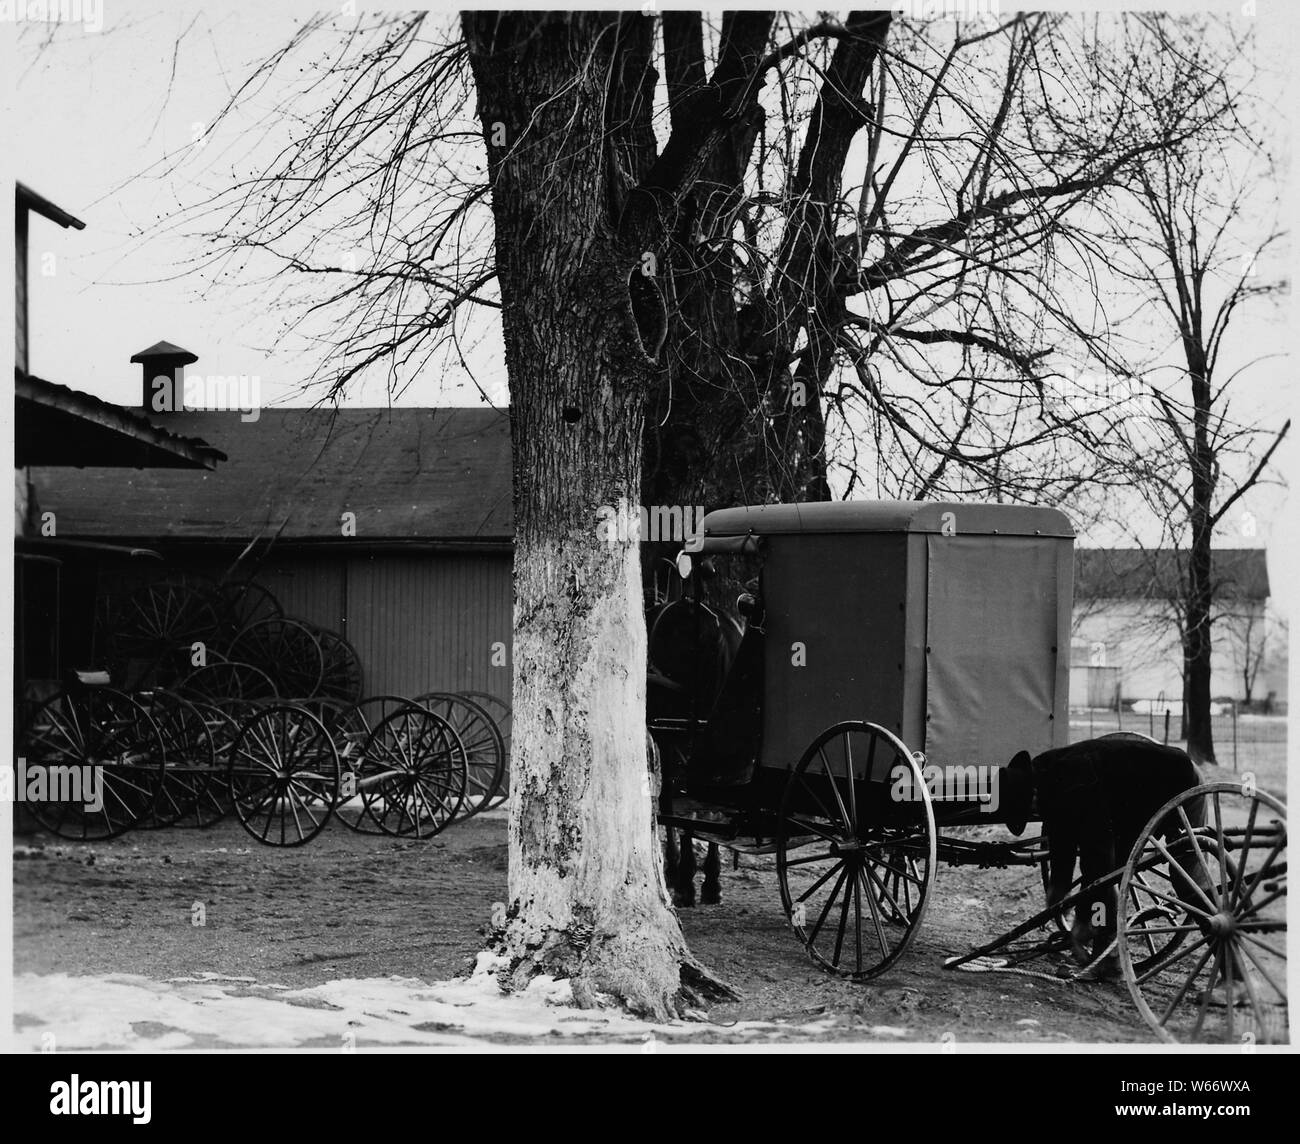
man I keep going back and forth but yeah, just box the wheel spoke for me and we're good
[1234,936,1287,1002]
[1229,796,1260,905]
[814,750,850,828]
[857,864,892,960]
[1148,835,1218,914]
[796,858,846,904]
[843,732,858,832]
[807,864,849,946]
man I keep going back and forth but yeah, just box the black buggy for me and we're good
[647,500,1287,1045]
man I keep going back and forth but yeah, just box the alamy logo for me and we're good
[149,372,262,422]
[596,500,704,551]
[49,1075,151,1124]
[890,762,1002,814]
[0,0,104,33]
[2,758,104,812]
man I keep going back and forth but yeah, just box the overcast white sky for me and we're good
[4,2,1298,613]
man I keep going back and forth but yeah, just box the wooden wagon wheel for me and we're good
[362,707,467,839]
[1118,782,1287,1045]
[330,696,421,833]
[229,618,325,700]
[227,704,340,846]
[312,626,365,704]
[181,699,241,827]
[218,579,284,635]
[18,688,166,840]
[777,721,937,982]
[178,659,280,703]
[134,690,218,829]
[461,690,511,807]
[414,692,505,818]
[107,576,225,677]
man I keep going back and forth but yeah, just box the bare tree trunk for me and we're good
[464,11,729,1018]
[1182,354,1217,764]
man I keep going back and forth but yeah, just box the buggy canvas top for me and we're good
[702,499,1074,539]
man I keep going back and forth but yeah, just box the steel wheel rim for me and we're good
[777,721,937,982]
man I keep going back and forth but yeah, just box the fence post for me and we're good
[1163,708,1170,746]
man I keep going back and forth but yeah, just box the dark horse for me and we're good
[1002,738,1204,978]
[647,591,744,907]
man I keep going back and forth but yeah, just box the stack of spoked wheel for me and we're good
[358,703,468,838]
[329,695,420,834]
[460,690,511,808]
[414,692,505,818]
[18,687,166,840]
[1118,781,1287,1044]
[776,721,938,981]
[134,689,219,829]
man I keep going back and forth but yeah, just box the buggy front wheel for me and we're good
[777,721,937,981]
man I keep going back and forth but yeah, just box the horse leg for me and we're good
[701,841,722,905]
[674,829,697,908]
[664,826,679,887]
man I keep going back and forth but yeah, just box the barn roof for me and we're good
[1074,547,1270,602]
[29,406,512,545]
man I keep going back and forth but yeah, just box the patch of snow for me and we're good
[15,957,906,1050]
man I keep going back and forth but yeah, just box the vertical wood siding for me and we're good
[344,553,513,702]
[254,557,347,632]
[94,550,513,704]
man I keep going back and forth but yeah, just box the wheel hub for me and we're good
[1208,911,1237,938]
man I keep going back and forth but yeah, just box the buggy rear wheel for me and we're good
[777,721,937,981]
[1118,781,1287,1045]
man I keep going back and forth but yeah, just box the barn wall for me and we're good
[254,556,347,632]
[345,552,513,702]
[91,548,513,705]
[1070,599,1285,703]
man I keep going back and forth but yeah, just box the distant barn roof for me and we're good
[30,406,512,544]
[1074,548,1270,601]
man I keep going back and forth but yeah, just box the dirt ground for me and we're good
[12,806,1180,1045]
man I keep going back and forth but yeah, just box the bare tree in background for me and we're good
[138,10,1265,1010]
[1220,608,1283,707]
[1079,23,1289,762]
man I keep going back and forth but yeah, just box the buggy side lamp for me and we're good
[675,551,693,578]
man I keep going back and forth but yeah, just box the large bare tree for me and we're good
[156,10,1259,1012]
